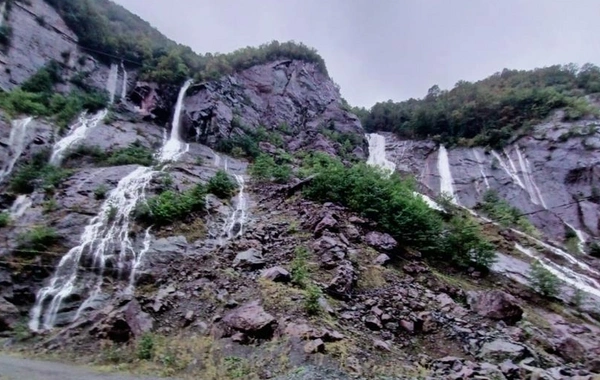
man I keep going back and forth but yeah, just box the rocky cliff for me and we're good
[0,1,600,379]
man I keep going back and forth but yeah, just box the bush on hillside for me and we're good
[207,170,238,199]
[480,190,537,235]
[443,215,496,268]
[529,260,560,298]
[135,184,206,226]
[16,226,59,255]
[9,150,73,194]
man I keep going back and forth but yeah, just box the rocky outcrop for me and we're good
[181,60,366,158]
[222,301,277,338]
[467,290,523,323]
[383,113,600,246]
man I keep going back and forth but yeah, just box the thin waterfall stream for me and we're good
[30,80,193,331]
[0,117,33,183]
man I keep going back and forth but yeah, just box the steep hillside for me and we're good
[0,1,600,380]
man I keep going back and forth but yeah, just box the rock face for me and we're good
[467,290,523,323]
[182,60,367,159]
[383,114,600,244]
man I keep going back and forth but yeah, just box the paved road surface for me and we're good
[0,355,167,380]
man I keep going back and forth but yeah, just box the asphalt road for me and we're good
[0,355,168,380]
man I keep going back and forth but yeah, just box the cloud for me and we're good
[114,0,600,107]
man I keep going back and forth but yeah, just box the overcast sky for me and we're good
[114,0,600,108]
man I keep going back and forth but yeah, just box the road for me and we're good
[0,355,168,380]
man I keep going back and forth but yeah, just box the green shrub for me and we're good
[443,215,496,268]
[303,155,443,253]
[249,154,292,183]
[94,184,109,200]
[105,142,155,167]
[136,333,155,360]
[480,190,538,235]
[135,184,206,226]
[304,285,322,315]
[529,261,560,298]
[16,226,59,255]
[0,212,10,228]
[291,246,311,288]
[207,170,238,199]
[9,151,73,194]
[21,61,62,93]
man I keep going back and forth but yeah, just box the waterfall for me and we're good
[158,79,193,162]
[515,147,547,208]
[9,195,32,219]
[564,222,588,255]
[0,117,33,183]
[106,63,119,104]
[120,62,128,101]
[472,150,490,190]
[366,133,396,175]
[437,145,458,204]
[0,1,6,28]
[30,80,193,331]
[515,243,600,298]
[50,110,107,166]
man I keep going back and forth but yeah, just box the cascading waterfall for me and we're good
[0,1,6,28]
[9,195,32,220]
[120,62,128,101]
[515,243,600,298]
[0,117,33,183]
[437,145,458,204]
[50,110,108,166]
[565,222,587,254]
[30,80,193,331]
[366,133,396,175]
[472,150,490,190]
[219,157,248,241]
[106,63,119,104]
[515,147,547,208]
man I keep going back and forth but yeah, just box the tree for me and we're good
[529,261,560,298]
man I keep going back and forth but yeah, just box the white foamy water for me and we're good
[120,62,128,101]
[366,133,396,175]
[106,63,119,104]
[158,79,192,162]
[30,80,194,331]
[472,150,490,190]
[223,171,247,240]
[437,145,458,204]
[50,110,107,166]
[515,243,600,298]
[9,195,32,220]
[0,117,33,183]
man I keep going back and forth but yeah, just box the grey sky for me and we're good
[114,0,600,107]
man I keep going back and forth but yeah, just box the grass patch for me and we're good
[135,184,206,226]
[15,226,59,256]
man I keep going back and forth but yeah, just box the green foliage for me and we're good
[135,184,206,226]
[16,226,59,255]
[0,212,10,228]
[207,170,238,199]
[360,64,600,147]
[302,154,443,252]
[304,284,323,315]
[9,151,72,194]
[106,204,117,222]
[480,190,537,235]
[249,154,292,183]
[21,61,62,93]
[42,198,58,213]
[216,134,261,159]
[104,142,155,166]
[291,246,311,288]
[94,184,109,200]
[529,261,560,298]
[443,215,496,268]
[45,0,329,84]
[137,333,155,360]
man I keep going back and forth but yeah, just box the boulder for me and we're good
[326,261,355,298]
[261,267,291,283]
[0,297,20,332]
[364,231,397,251]
[304,338,325,354]
[223,301,277,338]
[373,339,391,351]
[374,254,391,266]
[314,214,338,236]
[479,339,531,363]
[90,299,154,343]
[233,249,265,269]
[467,290,523,323]
[555,337,585,363]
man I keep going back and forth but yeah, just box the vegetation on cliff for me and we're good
[357,64,600,148]
[45,0,328,84]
